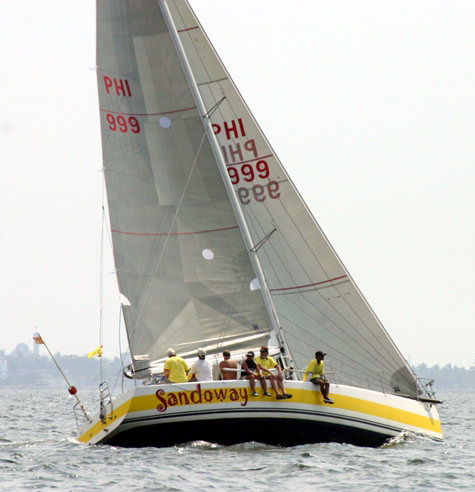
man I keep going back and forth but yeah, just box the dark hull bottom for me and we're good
[104,417,391,448]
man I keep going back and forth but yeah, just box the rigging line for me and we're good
[245,225,354,360]
[237,204,344,325]
[170,7,364,369]
[99,169,116,298]
[99,175,106,382]
[173,6,227,97]
[169,5,291,361]
[199,68,409,371]
[191,48,323,285]
[277,283,399,373]
[258,226,396,370]
[113,304,125,395]
[172,8,228,122]
[258,215,332,362]
[250,227,277,253]
[288,336,395,389]
[197,77,228,86]
[131,130,209,348]
[276,304,394,377]
[248,202,404,369]
[279,321,395,389]
[203,96,226,119]
[261,193,408,369]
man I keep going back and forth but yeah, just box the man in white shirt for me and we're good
[189,348,213,381]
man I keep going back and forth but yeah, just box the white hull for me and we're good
[78,380,442,447]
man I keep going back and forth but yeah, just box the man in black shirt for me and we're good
[241,351,269,397]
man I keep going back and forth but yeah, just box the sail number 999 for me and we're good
[237,181,280,204]
[227,160,269,184]
[106,114,141,133]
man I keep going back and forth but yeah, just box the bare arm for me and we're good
[257,364,272,375]
[241,361,251,375]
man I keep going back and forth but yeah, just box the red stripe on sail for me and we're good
[178,26,199,33]
[99,106,196,117]
[270,275,348,292]
[111,225,239,237]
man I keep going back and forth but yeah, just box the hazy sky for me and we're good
[0,1,473,368]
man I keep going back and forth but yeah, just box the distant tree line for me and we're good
[0,343,473,391]
[413,363,475,392]
[0,343,128,390]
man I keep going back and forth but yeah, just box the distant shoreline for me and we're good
[1,346,473,391]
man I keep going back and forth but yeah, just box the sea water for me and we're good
[0,389,473,491]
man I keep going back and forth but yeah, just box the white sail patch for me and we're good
[159,116,171,128]
[201,248,214,260]
[249,278,260,291]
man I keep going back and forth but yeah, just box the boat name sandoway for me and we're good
[155,384,248,412]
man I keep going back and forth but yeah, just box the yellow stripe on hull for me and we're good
[78,381,442,445]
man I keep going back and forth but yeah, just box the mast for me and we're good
[159,0,296,374]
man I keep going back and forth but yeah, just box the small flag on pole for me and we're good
[88,345,103,358]
[33,333,44,345]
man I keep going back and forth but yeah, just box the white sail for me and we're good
[76,0,443,449]
[96,0,273,365]
[96,0,419,398]
[167,0,419,397]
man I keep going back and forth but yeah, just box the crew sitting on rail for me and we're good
[303,351,334,404]
[241,350,267,397]
[256,346,292,399]
[219,350,238,380]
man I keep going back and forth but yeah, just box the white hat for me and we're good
[197,348,206,357]
[167,348,176,357]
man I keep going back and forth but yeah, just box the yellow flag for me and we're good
[88,345,103,358]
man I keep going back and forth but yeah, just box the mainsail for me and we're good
[97,0,420,398]
[96,0,273,363]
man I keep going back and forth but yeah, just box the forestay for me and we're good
[167,0,419,397]
[96,0,273,366]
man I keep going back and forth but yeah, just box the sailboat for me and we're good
[77,0,442,447]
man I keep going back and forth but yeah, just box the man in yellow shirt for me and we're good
[303,351,333,404]
[164,348,190,383]
[255,346,292,399]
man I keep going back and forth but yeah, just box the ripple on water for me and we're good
[0,390,474,491]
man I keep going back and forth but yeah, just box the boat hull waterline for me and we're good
[78,381,442,447]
